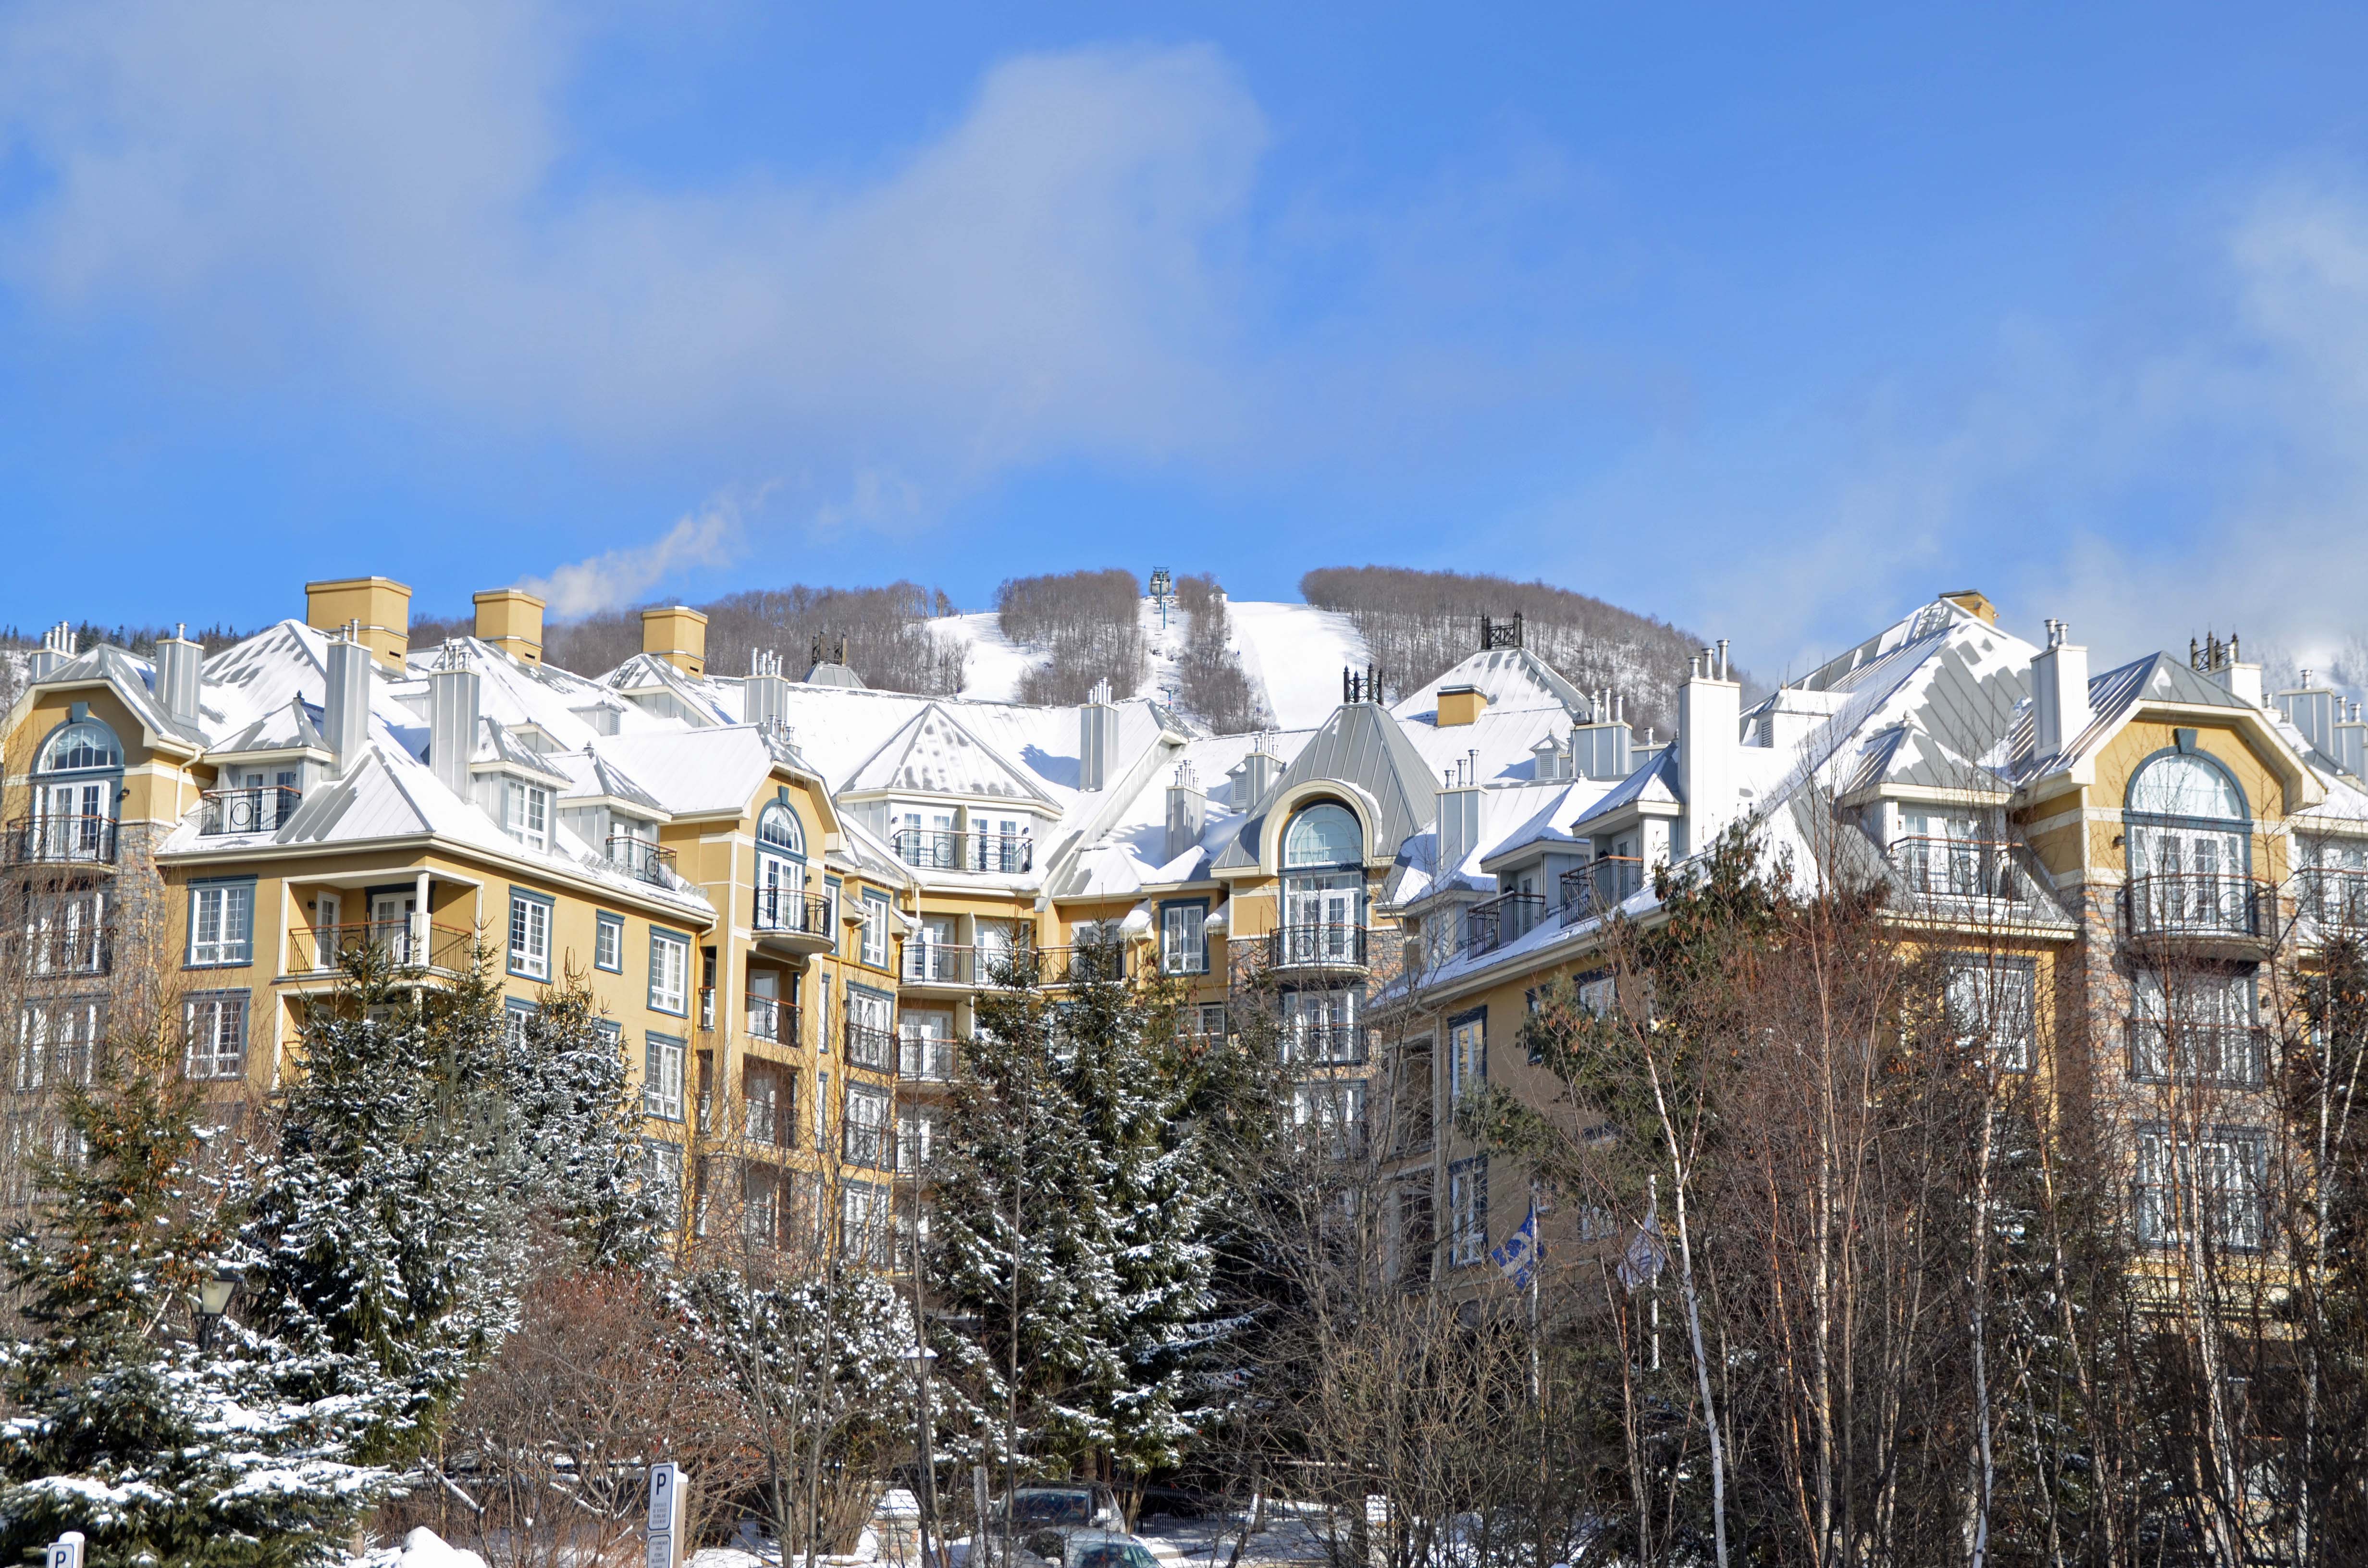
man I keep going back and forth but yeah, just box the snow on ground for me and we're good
[931,613,1041,703]
[1226,602,1371,731]
[357,1529,488,1568]
[1135,1507,1334,1566]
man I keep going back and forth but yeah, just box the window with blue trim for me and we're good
[648,929,690,1016]
[507,891,553,981]
[594,912,624,973]
[644,1033,686,1121]
[187,882,255,968]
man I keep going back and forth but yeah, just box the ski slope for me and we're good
[924,600,1372,731]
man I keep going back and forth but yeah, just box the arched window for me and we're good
[758,802,805,857]
[2127,753,2246,821]
[1285,803,1362,869]
[36,720,122,775]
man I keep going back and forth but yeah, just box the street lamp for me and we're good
[900,1343,942,1568]
[194,1268,238,1350]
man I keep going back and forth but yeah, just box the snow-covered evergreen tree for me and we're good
[926,950,1227,1494]
[234,949,657,1468]
[0,1023,388,1565]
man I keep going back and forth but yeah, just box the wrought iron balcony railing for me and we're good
[287,920,472,976]
[752,888,835,938]
[900,1032,956,1082]
[1466,892,1547,955]
[2121,874,2274,944]
[604,834,677,885]
[1559,858,1645,925]
[1282,1023,1369,1066]
[1887,836,2026,901]
[200,786,302,836]
[746,996,797,1044]
[2291,866,2368,932]
[902,943,977,985]
[842,1121,895,1170]
[2126,1017,2268,1090]
[5,815,118,866]
[1266,923,1369,971]
[843,1017,898,1074]
[1041,942,1132,984]
[892,828,1035,874]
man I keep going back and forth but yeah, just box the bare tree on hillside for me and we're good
[998,570,1145,706]
[1174,576,1263,734]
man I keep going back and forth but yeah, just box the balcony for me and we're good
[2289,866,2368,940]
[1042,943,1132,985]
[1266,923,1369,975]
[2120,874,2277,959]
[752,887,837,956]
[1466,892,1547,956]
[286,919,472,978]
[6,815,118,868]
[201,786,301,837]
[900,1031,956,1082]
[843,1121,895,1170]
[1560,858,1645,926]
[1282,1023,1369,1066]
[892,828,1035,875]
[844,1016,898,1074]
[1887,837,2028,904]
[901,943,978,990]
[746,996,797,1045]
[604,834,677,886]
[2126,1017,2268,1090]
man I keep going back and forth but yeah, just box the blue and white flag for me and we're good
[1491,1203,1540,1291]
[1616,1215,1668,1292]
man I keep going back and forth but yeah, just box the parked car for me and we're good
[988,1484,1123,1532]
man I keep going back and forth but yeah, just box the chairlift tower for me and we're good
[1148,568,1175,630]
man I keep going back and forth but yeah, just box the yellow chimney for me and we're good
[1940,589,1999,626]
[641,604,708,676]
[305,576,411,670]
[1437,685,1488,727]
[473,588,547,664]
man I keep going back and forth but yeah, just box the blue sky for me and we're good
[6,2,2368,673]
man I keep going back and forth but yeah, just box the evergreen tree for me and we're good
[927,948,1228,1500]
[234,948,656,1468]
[0,1021,386,1566]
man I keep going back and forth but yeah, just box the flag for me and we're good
[1616,1215,1667,1292]
[1491,1203,1540,1291]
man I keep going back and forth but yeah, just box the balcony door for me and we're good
[370,894,415,963]
[2126,752,2251,933]
[1285,873,1361,935]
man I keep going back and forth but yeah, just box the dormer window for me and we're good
[504,781,552,851]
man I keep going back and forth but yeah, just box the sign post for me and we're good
[46,1533,84,1568]
[646,1462,686,1568]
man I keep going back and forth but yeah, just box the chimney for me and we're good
[25,622,75,683]
[1940,588,1999,625]
[2278,670,2340,758]
[1677,642,1742,858]
[472,588,546,664]
[1165,761,1207,863]
[2335,701,2368,780]
[745,649,793,729]
[1437,684,1487,727]
[324,624,372,774]
[2193,628,2264,708]
[305,576,411,671]
[2031,619,2092,761]
[641,605,709,676]
[154,623,203,726]
[1079,679,1117,792]
[1571,689,1634,780]
[1434,754,1483,881]
[1229,732,1283,808]
[429,642,480,799]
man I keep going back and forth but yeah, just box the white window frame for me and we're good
[188,883,254,968]
[18,996,104,1092]
[861,893,890,967]
[505,781,552,851]
[1447,1156,1489,1268]
[508,892,552,981]
[184,992,249,1080]
[594,912,624,973]
[648,929,691,1016]
[1944,955,2037,1072]
[1161,902,1209,975]
[643,1033,686,1121]
[2134,1126,2266,1251]
[1448,1014,1485,1104]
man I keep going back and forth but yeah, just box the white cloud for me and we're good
[519,499,741,618]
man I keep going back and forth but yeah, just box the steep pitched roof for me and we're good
[843,703,1056,804]
[39,644,206,748]
[2009,652,2257,779]
[1212,700,1437,871]
[1394,646,1586,722]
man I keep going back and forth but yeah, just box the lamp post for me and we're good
[194,1268,237,1351]
[900,1342,941,1568]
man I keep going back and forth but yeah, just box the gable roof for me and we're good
[1212,700,1437,871]
[843,703,1057,805]
[1394,646,1586,723]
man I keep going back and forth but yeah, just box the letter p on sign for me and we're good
[647,1463,686,1568]
[47,1534,84,1568]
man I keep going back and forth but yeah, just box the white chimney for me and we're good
[1677,643,1741,858]
[154,624,203,727]
[2336,701,2368,780]
[25,622,75,683]
[1434,755,1483,883]
[2279,673,2340,758]
[1165,761,1207,863]
[429,642,480,799]
[2031,619,2092,761]
[1229,732,1282,808]
[745,648,793,730]
[324,624,372,775]
[1079,678,1117,792]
